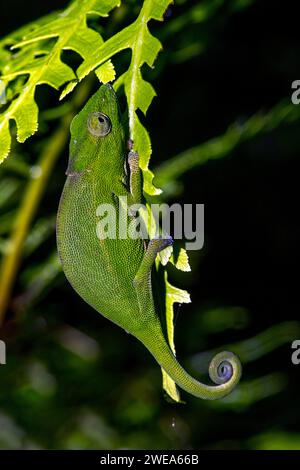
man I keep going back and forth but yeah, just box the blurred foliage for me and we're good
[0,0,300,450]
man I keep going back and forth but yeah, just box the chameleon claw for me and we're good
[128,151,139,171]
[148,235,173,253]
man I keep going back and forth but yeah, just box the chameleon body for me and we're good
[56,85,241,400]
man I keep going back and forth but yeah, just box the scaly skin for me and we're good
[56,85,242,399]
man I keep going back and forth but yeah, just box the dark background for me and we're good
[0,0,300,449]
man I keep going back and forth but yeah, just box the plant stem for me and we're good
[0,80,92,325]
[154,100,300,189]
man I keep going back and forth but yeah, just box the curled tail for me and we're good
[137,327,241,400]
[133,236,241,399]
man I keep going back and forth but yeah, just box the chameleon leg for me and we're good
[128,151,142,206]
[133,236,173,313]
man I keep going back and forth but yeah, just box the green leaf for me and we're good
[0,0,172,194]
[161,271,191,402]
[0,0,120,164]
[64,0,173,195]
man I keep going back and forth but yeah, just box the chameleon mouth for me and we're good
[66,157,74,176]
[66,171,83,178]
[66,158,83,177]
[65,167,84,179]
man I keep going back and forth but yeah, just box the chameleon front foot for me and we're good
[128,150,142,206]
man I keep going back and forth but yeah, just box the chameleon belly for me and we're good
[57,171,146,333]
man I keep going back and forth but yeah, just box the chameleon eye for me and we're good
[87,112,112,137]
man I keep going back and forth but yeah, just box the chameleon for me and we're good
[56,84,242,400]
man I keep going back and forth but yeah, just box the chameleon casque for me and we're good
[56,84,242,400]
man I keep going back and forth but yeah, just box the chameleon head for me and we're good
[66,84,125,177]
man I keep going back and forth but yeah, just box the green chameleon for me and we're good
[56,84,241,400]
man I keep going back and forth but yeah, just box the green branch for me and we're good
[154,100,300,190]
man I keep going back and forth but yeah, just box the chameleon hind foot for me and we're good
[133,235,173,290]
[133,235,173,329]
[148,236,173,253]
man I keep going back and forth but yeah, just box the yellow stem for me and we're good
[0,80,92,325]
